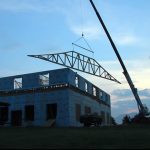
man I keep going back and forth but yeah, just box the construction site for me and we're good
[1,0,150,149]
[0,0,150,128]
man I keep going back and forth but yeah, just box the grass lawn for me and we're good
[0,125,150,149]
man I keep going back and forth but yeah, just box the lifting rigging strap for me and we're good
[72,33,94,54]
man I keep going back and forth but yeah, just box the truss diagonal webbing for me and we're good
[28,51,120,84]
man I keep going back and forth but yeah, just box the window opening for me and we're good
[14,78,22,89]
[75,104,81,121]
[101,111,105,124]
[46,104,57,120]
[75,76,79,87]
[25,105,34,121]
[100,91,103,99]
[0,106,8,124]
[93,86,96,96]
[39,73,49,86]
[85,82,88,92]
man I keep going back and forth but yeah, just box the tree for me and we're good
[122,115,131,125]
[111,116,117,126]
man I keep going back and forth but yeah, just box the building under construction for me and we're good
[0,68,111,127]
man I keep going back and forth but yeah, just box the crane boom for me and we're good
[89,0,149,115]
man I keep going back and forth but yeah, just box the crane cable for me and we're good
[72,34,94,54]
[72,0,94,55]
[80,0,84,34]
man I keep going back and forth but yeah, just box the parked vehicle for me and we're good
[80,113,102,127]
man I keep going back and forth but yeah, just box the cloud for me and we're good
[111,95,150,118]
[111,99,139,117]
[100,59,150,89]
[0,42,23,51]
[114,33,139,46]
[0,0,41,12]
[0,0,66,13]
[111,88,150,117]
[126,108,138,114]
[112,89,132,99]
[139,89,150,98]
[111,88,150,101]
[0,0,145,47]
[70,23,103,40]
[0,32,23,51]
[79,58,150,99]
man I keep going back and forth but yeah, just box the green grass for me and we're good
[0,125,150,149]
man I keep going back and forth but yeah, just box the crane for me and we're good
[89,0,149,116]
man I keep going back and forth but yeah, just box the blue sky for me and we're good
[0,0,150,118]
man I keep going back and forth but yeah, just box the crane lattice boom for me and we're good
[89,0,149,116]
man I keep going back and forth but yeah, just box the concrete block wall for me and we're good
[0,77,14,90]
[0,68,110,106]
[68,90,111,127]
[0,89,70,127]
[67,69,110,106]
[0,68,111,127]
[0,68,70,90]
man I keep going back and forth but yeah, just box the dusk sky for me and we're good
[0,0,150,118]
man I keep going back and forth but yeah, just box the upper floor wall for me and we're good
[0,68,110,105]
